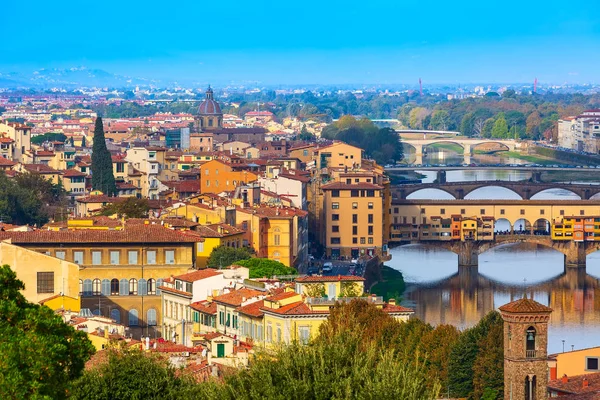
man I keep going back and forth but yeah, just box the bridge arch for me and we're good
[513,218,533,234]
[464,185,524,200]
[469,141,511,153]
[532,218,551,235]
[406,188,456,200]
[530,188,582,200]
[494,218,512,234]
[423,141,467,153]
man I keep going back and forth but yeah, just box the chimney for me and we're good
[583,378,589,388]
[388,298,396,305]
[562,375,568,384]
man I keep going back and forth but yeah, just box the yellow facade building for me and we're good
[199,159,258,194]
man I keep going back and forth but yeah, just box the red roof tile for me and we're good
[213,288,264,307]
[174,269,222,282]
[499,298,553,314]
[190,301,217,315]
[261,301,328,316]
[236,300,265,317]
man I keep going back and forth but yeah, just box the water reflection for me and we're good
[390,243,600,354]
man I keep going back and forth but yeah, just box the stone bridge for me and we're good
[401,138,517,165]
[391,181,600,200]
[418,235,600,268]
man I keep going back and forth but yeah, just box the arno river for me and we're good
[388,167,600,354]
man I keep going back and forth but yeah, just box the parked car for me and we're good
[322,262,333,272]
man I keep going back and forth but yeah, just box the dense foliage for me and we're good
[234,258,296,278]
[206,245,252,268]
[91,117,117,196]
[0,265,95,399]
[0,171,66,226]
[322,116,404,164]
[99,197,149,218]
[31,132,67,145]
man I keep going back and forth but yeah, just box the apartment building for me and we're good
[0,122,31,162]
[199,159,258,194]
[558,110,600,153]
[125,147,163,199]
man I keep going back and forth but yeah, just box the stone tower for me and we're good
[499,297,552,400]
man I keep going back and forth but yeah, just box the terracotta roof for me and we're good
[162,180,200,194]
[548,372,600,396]
[22,164,61,174]
[62,169,87,177]
[0,156,15,166]
[265,291,300,302]
[190,301,217,315]
[295,275,365,283]
[175,269,222,283]
[382,303,414,314]
[321,182,383,190]
[0,225,201,244]
[278,172,310,183]
[76,195,120,204]
[237,205,307,218]
[261,301,328,316]
[499,298,553,314]
[158,285,193,298]
[212,288,264,307]
[235,300,265,318]
[194,223,244,238]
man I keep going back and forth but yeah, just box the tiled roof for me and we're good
[158,285,193,298]
[162,180,200,194]
[548,372,600,395]
[22,164,61,174]
[265,291,299,302]
[382,303,414,314]
[499,298,553,314]
[261,301,328,316]
[0,156,15,166]
[295,275,365,283]
[0,224,201,244]
[76,195,121,204]
[62,169,87,177]
[237,204,308,218]
[235,300,265,318]
[175,269,222,283]
[194,223,244,238]
[321,182,383,190]
[213,288,264,307]
[190,301,217,315]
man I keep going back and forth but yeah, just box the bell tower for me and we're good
[499,297,552,400]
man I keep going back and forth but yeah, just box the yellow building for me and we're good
[294,275,365,298]
[199,159,258,194]
[316,141,363,171]
[0,241,80,305]
[39,294,81,312]
[550,346,600,379]
[194,223,245,268]
[0,224,200,338]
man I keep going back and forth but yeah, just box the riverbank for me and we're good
[370,265,406,302]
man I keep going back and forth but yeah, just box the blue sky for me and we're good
[2,0,599,84]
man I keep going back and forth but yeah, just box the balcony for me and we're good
[525,350,537,358]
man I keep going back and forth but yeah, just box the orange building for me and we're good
[199,159,258,194]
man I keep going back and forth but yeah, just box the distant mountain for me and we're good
[0,67,161,89]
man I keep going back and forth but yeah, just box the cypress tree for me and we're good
[91,117,116,196]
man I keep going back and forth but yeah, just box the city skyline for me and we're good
[2,0,600,85]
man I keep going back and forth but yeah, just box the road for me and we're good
[308,260,364,277]
[386,166,599,172]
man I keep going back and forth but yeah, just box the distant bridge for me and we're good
[391,181,600,200]
[400,138,518,164]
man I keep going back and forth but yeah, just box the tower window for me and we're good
[526,326,536,358]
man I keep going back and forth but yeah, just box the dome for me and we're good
[198,86,222,115]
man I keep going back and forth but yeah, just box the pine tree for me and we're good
[91,117,116,196]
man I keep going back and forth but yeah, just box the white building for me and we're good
[558,110,600,153]
[258,171,309,210]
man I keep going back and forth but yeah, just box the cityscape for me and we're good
[2,1,600,399]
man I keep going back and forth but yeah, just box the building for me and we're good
[258,170,309,210]
[0,122,31,162]
[558,110,600,153]
[547,372,600,398]
[195,86,223,132]
[549,346,600,379]
[294,275,365,298]
[194,224,246,268]
[214,288,265,336]
[125,147,164,199]
[199,159,258,194]
[499,297,552,400]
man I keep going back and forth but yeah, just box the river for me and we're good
[388,168,600,354]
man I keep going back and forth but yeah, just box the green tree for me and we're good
[81,135,86,148]
[339,281,361,297]
[99,197,149,218]
[429,110,451,130]
[0,171,49,226]
[297,125,315,141]
[206,245,252,268]
[409,107,430,129]
[473,318,504,399]
[235,258,296,278]
[31,132,67,145]
[0,265,95,399]
[304,283,326,297]
[91,117,117,196]
[491,114,509,138]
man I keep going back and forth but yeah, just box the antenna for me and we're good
[419,78,423,96]
[534,78,538,94]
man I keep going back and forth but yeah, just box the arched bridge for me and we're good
[401,138,517,164]
[392,181,600,200]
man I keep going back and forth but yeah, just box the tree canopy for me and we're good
[206,245,252,268]
[99,197,149,218]
[0,265,95,399]
[91,117,117,196]
[234,258,296,278]
[31,132,67,145]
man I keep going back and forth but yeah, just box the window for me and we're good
[83,279,93,296]
[55,251,65,260]
[267,325,273,342]
[352,226,358,235]
[394,207,399,214]
[92,279,101,295]
[332,226,339,233]
[587,357,599,371]
[460,209,465,214]
[368,214,374,224]
[331,202,339,209]
[138,278,147,295]
[101,279,111,296]
[368,226,373,235]
[368,237,373,244]
[421,209,426,214]
[111,279,119,295]
[110,309,120,323]
[352,238,357,244]
[332,214,340,221]
[331,237,341,244]
[368,202,373,209]
[352,214,358,223]
[128,251,138,265]
[37,272,54,294]
[156,279,164,295]
[520,209,525,215]
[351,190,359,197]
[360,237,365,244]
[581,210,585,216]
[119,279,129,296]
[128,309,139,326]
[440,208,445,215]
[366,190,375,197]
[165,250,175,265]
[147,279,156,295]
[110,251,120,265]
[331,190,340,197]
[500,209,505,215]
[277,327,282,343]
[274,235,280,246]
[352,202,358,209]
[129,278,138,295]
[560,210,565,216]
[147,250,157,265]
[92,251,102,265]
[480,209,485,215]
[298,326,310,344]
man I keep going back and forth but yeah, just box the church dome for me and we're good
[198,86,222,115]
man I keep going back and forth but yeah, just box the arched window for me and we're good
[147,309,157,326]
[110,309,120,323]
[525,375,536,400]
[79,279,83,296]
[147,279,156,295]
[128,309,139,326]
[129,278,138,295]
[526,326,536,358]
[101,279,111,296]
[119,279,129,296]
[92,279,101,296]
[156,279,164,296]
[138,278,147,296]
[83,279,93,297]
[110,279,119,295]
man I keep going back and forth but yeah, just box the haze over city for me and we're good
[2,0,600,84]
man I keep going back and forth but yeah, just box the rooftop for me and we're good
[174,269,222,283]
[499,298,553,314]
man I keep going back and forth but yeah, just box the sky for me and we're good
[2,0,599,84]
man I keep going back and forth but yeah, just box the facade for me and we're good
[125,147,163,199]
[194,223,246,268]
[189,133,213,152]
[558,110,600,153]
[0,122,31,162]
[549,346,600,379]
[499,297,552,400]
[199,159,258,194]
[195,87,223,132]
[258,171,309,210]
